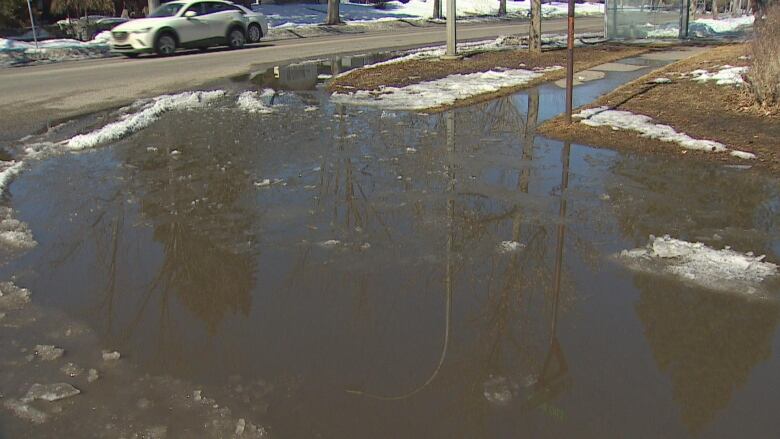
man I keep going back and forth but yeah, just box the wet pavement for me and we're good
[1,52,779,438]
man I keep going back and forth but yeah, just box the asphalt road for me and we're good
[0,16,604,140]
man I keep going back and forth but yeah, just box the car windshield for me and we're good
[149,2,184,17]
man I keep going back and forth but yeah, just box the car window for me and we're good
[204,2,234,14]
[149,2,184,17]
[184,2,207,16]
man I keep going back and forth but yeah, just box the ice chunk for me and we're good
[102,350,121,361]
[87,368,100,383]
[318,240,340,248]
[0,207,37,251]
[61,362,83,377]
[497,241,525,253]
[0,282,31,311]
[617,235,778,294]
[34,345,64,361]
[21,383,80,402]
[2,399,48,424]
[483,376,513,406]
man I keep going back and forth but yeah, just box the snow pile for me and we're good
[643,14,754,39]
[617,235,778,294]
[0,34,112,67]
[66,90,226,150]
[332,68,549,110]
[575,106,727,152]
[236,89,277,114]
[688,65,748,85]
[257,0,603,28]
[693,15,754,33]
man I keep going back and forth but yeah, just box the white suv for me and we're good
[110,0,264,57]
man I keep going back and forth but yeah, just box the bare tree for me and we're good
[326,0,341,25]
[433,0,443,19]
[529,0,542,53]
[51,0,114,16]
[499,0,507,16]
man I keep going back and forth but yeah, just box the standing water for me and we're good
[0,55,779,438]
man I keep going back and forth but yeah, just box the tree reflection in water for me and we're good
[606,151,780,434]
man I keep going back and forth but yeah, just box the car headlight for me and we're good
[131,27,152,34]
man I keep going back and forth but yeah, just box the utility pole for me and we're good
[565,0,575,123]
[443,0,458,58]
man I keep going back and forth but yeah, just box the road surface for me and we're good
[0,16,604,140]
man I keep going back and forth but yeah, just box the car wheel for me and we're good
[227,28,245,49]
[155,33,177,56]
[247,24,262,43]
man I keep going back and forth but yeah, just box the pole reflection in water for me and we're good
[525,142,570,411]
[347,110,457,400]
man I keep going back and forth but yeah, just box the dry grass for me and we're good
[746,5,780,108]
[540,44,780,172]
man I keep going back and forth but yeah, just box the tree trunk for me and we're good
[326,0,341,25]
[529,0,542,53]
[712,0,718,18]
[498,0,507,16]
[433,0,443,20]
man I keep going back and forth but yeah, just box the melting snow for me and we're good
[688,65,748,85]
[332,68,548,110]
[575,107,727,152]
[618,235,778,294]
[729,150,756,160]
[237,90,277,114]
[66,90,226,150]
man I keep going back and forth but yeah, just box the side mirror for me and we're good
[184,10,197,18]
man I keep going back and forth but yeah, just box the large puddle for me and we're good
[1,53,780,438]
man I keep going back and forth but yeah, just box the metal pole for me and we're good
[679,0,691,39]
[444,0,457,58]
[26,0,38,50]
[565,0,575,124]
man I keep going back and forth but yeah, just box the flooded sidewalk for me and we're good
[1,51,779,438]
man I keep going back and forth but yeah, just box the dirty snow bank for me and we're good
[688,65,748,85]
[574,106,756,159]
[66,90,226,150]
[332,68,554,110]
[617,235,778,294]
[0,34,111,67]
